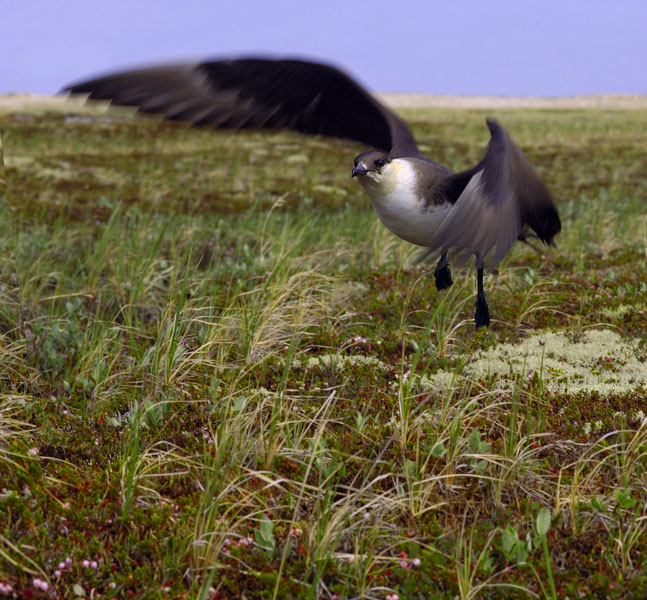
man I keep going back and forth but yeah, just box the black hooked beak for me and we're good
[351,166,369,178]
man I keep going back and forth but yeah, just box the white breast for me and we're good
[358,159,452,247]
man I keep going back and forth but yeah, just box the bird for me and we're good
[63,56,561,328]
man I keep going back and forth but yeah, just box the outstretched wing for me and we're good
[63,57,419,158]
[419,119,560,266]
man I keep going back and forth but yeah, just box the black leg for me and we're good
[434,252,453,291]
[474,257,490,328]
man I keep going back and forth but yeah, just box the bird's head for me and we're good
[351,150,391,185]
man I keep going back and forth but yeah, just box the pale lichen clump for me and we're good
[295,330,645,398]
[464,329,646,396]
[600,304,636,319]
[406,371,460,395]
[300,353,461,396]
[302,354,392,373]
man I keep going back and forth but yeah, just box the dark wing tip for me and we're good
[489,119,561,244]
[485,117,501,134]
[61,80,90,95]
[518,163,561,246]
[532,201,562,246]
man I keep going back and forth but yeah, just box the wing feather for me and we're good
[418,119,560,266]
[63,57,419,157]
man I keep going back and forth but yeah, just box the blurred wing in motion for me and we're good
[418,119,561,266]
[63,57,420,157]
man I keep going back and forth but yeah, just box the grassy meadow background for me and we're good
[0,96,646,598]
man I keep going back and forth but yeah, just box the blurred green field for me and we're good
[0,99,646,599]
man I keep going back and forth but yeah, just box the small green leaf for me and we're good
[233,396,246,412]
[501,527,516,553]
[431,441,446,458]
[479,553,495,576]
[404,459,416,477]
[500,526,528,564]
[255,514,276,556]
[468,429,491,454]
[469,429,481,451]
[615,488,637,509]
[355,411,369,431]
[536,507,551,536]
[591,497,606,513]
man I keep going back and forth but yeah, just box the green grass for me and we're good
[1,102,646,598]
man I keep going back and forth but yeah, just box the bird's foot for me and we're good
[434,264,453,291]
[475,293,490,328]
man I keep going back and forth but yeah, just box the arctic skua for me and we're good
[64,57,561,328]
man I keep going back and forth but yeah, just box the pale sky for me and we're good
[3,0,647,96]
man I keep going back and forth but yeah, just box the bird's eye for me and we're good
[374,159,385,168]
